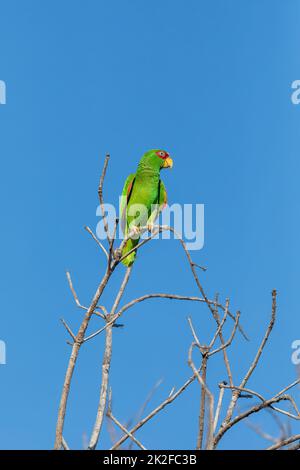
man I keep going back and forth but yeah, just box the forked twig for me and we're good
[107,390,147,450]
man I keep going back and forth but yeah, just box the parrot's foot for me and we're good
[114,248,122,260]
[129,225,140,238]
[147,223,155,233]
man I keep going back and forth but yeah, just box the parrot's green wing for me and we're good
[147,179,168,226]
[158,179,168,209]
[120,173,136,234]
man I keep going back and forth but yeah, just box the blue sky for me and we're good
[0,0,299,450]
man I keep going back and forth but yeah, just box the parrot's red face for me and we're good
[156,150,169,160]
[155,150,173,169]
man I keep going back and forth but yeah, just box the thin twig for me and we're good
[66,271,106,319]
[85,225,109,260]
[66,271,84,309]
[208,311,240,357]
[62,436,70,450]
[266,433,300,450]
[127,379,163,450]
[214,394,293,446]
[274,378,300,398]
[241,290,277,389]
[118,228,161,264]
[83,293,233,343]
[220,384,265,402]
[107,390,147,450]
[187,316,206,354]
[98,154,111,244]
[108,413,147,450]
[110,366,203,450]
[213,385,225,433]
[245,419,279,444]
[109,217,119,255]
[192,262,207,272]
[217,290,277,440]
[287,441,300,450]
[60,318,76,342]
[187,341,214,450]
[186,316,209,449]
[197,354,208,449]
[208,298,229,349]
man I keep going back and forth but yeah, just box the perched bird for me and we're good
[120,149,173,266]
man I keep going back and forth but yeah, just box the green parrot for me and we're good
[120,149,173,266]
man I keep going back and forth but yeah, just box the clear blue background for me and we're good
[0,0,299,450]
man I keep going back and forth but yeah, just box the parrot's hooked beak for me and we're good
[163,157,173,169]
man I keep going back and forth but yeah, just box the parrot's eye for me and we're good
[156,150,168,159]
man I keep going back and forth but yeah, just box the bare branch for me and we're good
[66,271,84,309]
[54,268,111,449]
[274,378,300,398]
[88,266,133,450]
[109,217,119,254]
[214,394,294,447]
[129,379,163,449]
[218,290,277,436]
[187,337,214,450]
[85,225,109,260]
[107,390,147,450]
[245,419,279,444]
[107,413,147,450]
[197,354,208,449]
[241,290,277,389]
[186,316,209,449]
[98,154,111,244]
[62,436,70,450]
[208,311,241,357]
[187,316,206,354]
[191,262,207,272]
[213,385,225,433]
[208,298,229,349]
[266,433,300,450]
[60,318,76,342]
[220,384,300,421]
[118,228,161,264]
[83,293,231,343]
[220,384,265,402]
[66,271,106,319]
[211,295,234,387]
[110,366,203,450]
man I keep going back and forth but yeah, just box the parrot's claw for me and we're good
[114,248,122,260]
[131,225,140,235]
[147,223,155,233]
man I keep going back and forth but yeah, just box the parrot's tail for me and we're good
[121,238,138,266]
